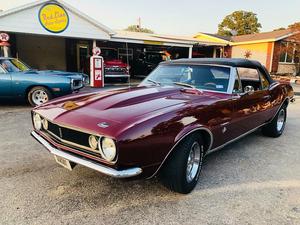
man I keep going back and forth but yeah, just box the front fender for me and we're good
[11,73,72,97]
[116,109,214,178]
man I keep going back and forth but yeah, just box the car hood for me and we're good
[34,86,225,137]
[24,70,84,79]
[104,59,127,68]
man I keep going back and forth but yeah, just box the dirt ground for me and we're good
[0,96,299,225]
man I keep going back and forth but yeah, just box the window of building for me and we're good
[118,48,133,61]
[279,42,299,63]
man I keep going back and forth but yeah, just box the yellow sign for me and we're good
[143,40,164,45]
[39,3,69,33]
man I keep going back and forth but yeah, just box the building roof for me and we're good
[112,30,225,47]
[202,33,232,41]
[230,29,295,44]
[198,29,298,45]
[193,32,230,45]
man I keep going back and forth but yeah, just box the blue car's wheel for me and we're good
[28,86,52,106]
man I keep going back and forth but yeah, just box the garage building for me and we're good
[0,0,227,76]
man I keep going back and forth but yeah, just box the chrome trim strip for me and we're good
[105,74,130,78]
[31,131,142,178]
[165,62,233,69]
[206,123,266,155]
[43,129,102,154]
[269,82,280,90]
[0,65,7,73]
[227,66,236,94]
[34,113,108,138]
[148,127,213,179]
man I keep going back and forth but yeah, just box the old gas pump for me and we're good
[90,47,104,88]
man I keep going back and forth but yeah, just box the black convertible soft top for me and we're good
[162,58,262,68]
[161,58,274,83]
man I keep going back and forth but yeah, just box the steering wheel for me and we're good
[203,82,217,87]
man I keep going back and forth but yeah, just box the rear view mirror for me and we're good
[244,85,255,95]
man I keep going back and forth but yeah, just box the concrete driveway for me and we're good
[0,96,299,225]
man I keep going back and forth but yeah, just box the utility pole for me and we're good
[137,17,141,31]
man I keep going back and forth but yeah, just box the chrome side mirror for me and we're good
[244,85,255,95]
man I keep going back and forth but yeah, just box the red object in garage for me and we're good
[0,41,10,46]
[90,47,104,88]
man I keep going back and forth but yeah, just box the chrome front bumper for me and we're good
[31,131,142,178]
[104,74,130,78]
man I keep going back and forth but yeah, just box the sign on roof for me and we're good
[0,33,9,42]
[38,3,69,33]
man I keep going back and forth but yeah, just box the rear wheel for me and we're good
[27,86,52,107]
[159,133,204,194]
[262,106,287,137]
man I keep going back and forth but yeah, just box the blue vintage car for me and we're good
[0,57,87,106]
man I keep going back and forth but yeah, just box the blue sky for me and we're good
[1,0,299,35]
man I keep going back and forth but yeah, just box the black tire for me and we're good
[159,133,204,194]
[27,86,52,107]
[262,106,287,137]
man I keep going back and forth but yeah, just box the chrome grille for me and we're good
[105,67,127,74]
[43,121,102,157]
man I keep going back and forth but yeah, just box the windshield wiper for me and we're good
[173,82,195,89]
[147,79,161,86]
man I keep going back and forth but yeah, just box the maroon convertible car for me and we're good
[31,58,294,193]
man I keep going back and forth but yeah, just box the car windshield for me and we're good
[0,58,30,72]
[101,49,118,61]
[140,64,231,92]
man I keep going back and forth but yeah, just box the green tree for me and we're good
[288,22,300,30]
[286,22,300,75]
[125,25,154,34]
[218,11,262,36]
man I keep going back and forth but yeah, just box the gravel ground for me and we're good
[0,97,299,225]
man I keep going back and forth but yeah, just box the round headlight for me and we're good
[33,114,42,130]
[88,135,98,150]
[42,119,48,130]
[99,137,116,162]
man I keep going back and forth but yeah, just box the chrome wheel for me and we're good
[32,89,49,105]
[277,109,285,132]
[186,141,201,183]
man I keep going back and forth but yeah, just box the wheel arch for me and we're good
[283,97,290,108]
[25,85,53,98]
[148,126,213,179]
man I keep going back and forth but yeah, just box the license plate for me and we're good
[54,155,73,171]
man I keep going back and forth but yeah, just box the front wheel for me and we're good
[27,86,52,107]
[262,106,287,137]
[159,133,204,194]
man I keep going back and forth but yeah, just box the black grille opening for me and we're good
[73,80,83,88]
[47,122,90,148]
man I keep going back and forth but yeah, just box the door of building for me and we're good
[77,44,90,74]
